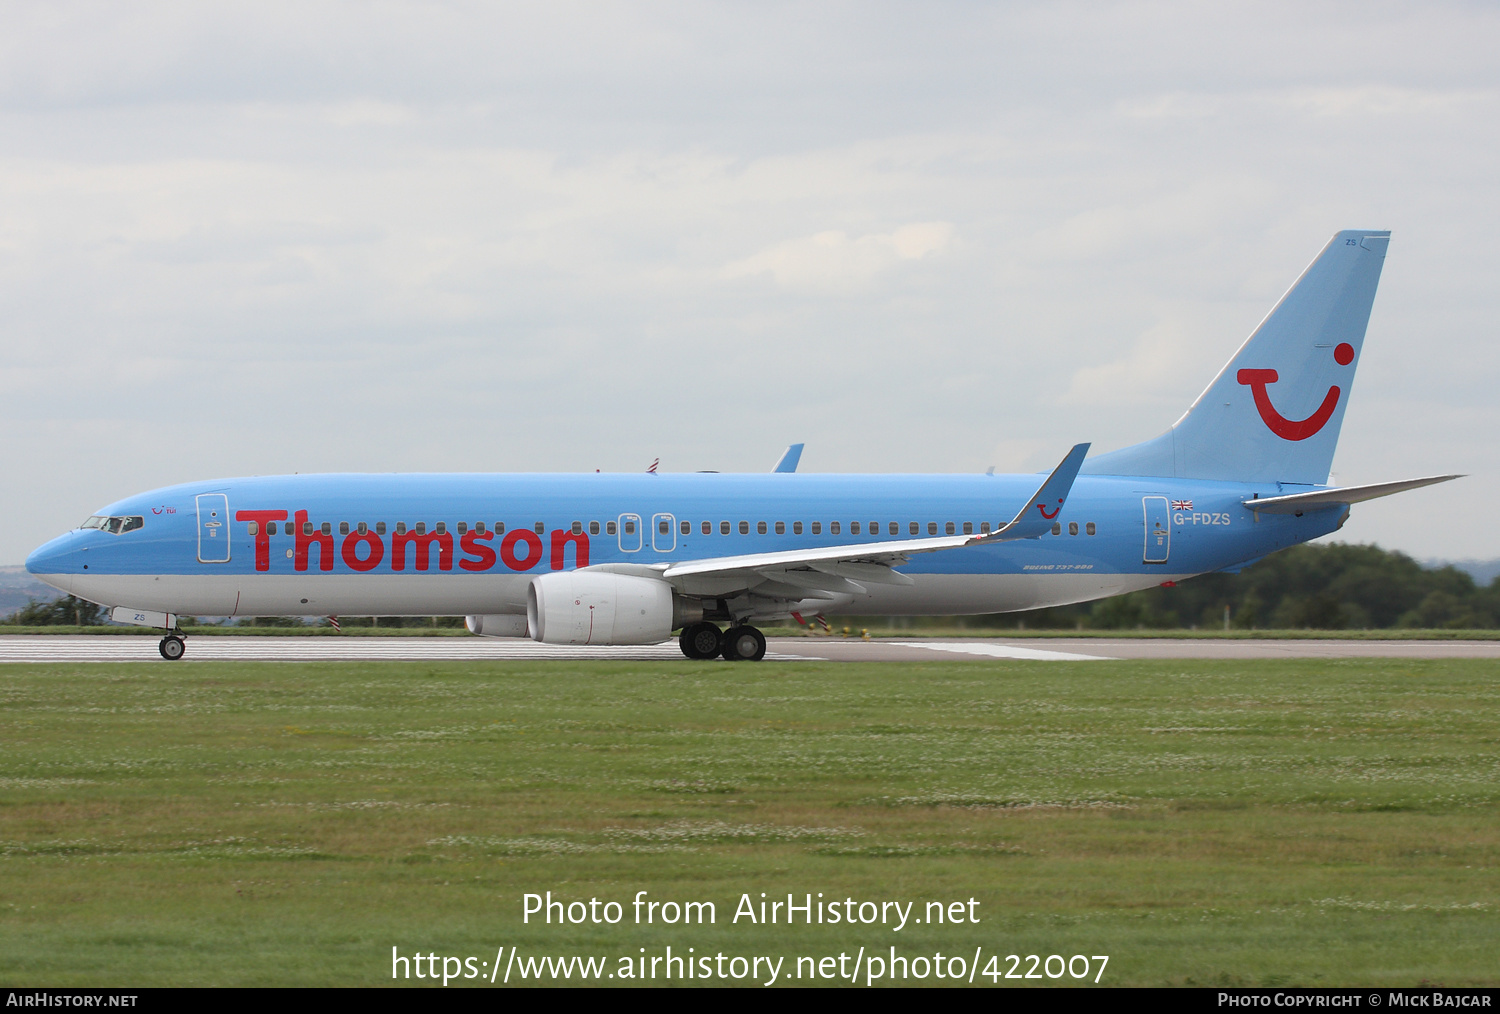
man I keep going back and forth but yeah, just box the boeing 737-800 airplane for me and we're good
[26,230,1457,660]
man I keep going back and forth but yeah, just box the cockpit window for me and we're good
[82,515,144,535]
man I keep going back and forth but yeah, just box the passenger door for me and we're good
[196,493,231,563]
[1142,496,1170,564]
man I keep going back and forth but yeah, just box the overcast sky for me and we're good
[3,2,1497,564]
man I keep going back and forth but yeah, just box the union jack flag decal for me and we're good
[1171,500,1193,510]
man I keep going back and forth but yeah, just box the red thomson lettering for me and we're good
[293,510,334,572]
[391,527,454,572]
[550,529,590,570]
[235,509,288,572]
[459,530,497,572]
[342,530,385,572]
[500,529,544,571]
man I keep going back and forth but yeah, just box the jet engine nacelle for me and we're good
[465,613,529,637]
[528,571,697,645]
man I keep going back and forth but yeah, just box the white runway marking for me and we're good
[891,640,1116,661]
[0,636,810,663]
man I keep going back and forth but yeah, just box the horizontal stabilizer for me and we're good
[772,443,804,473]
[1244,474,1462,514]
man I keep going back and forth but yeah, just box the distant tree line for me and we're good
[4,595,108,626]
[6,543,1497,630]
[857,542,1500,630]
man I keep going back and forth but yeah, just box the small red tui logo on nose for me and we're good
[1236,343,1354,441]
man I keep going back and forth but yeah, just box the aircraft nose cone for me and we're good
[26,532,78,594]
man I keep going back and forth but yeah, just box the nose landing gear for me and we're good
[159,634,186,661]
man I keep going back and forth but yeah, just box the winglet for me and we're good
[772,443,804,473]
[984,443,1091,541]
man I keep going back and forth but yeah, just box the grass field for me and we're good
[0,658,1496,987]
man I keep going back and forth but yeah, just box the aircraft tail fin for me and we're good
[1082,230,1390,485]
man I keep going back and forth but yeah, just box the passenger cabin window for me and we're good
[793,521,803,535]
[606,521,617,535]
[303,522,315,536]
[376,522,386,535]
[850,521,860,535]
[739,521,749,534]
[757,521,767,534]
[395,523,406,535]
[775,522,785,535]
[494,522,504,534]
[963,522,973,535]
[267,521,279,535]
[476,522,486,534]
[589,521,600,535]
[889,522,898,536]
[534,522,545,534]
[701,521,710,535]
[435,522,447,535]
[1086,522,1096,536]
[830,521,841,535]
[680,520,690,535]
[624,520,636,535]
[321,522,332,536]
[1051,522,1061,535]
[573,521,583,535]
[720,521,730,535]
[660,519,671,535]
[909,522,919,535]
[928,522,938,535]
[247,521,259,536]
[457,522,467,534]
[358,522,368,535]
[1068,522,1079,536]
[812,522,822,534]
[415,523,426,535]
[981,522,991,534]
[945,522,955,535]
[339,522,350,536]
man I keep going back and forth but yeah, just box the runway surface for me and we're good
[0,635,1497,663]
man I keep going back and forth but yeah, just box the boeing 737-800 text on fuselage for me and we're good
[26,230,1458,660]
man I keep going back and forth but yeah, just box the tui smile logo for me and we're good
[1237,342,1354,441]
[1036,499,1062,520]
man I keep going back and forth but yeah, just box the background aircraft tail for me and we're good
[1082,230,1390,485]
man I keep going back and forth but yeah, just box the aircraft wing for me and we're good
[1243,474,1462,515]
[642,443,1090,594]
[771,443,805,473]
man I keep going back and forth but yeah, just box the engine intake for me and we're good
[528,571,696,645]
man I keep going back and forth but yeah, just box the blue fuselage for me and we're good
[25,471,1343,620]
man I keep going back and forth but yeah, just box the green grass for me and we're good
[0,659,1496,987]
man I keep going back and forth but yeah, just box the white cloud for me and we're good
[721,222,954,291]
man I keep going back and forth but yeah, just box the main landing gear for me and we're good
[159,634,186,661]
[678,622,767,662]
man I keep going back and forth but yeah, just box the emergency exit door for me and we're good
[1142,496,1170,564]
[196,493,231,563]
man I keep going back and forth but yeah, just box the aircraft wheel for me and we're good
[159,635,186,661]
[679,622,722,660]
[721,625,766,662]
